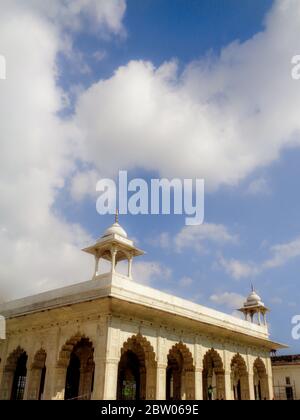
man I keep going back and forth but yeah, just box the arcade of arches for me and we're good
[0,334,271,400]
[0,218,282,400]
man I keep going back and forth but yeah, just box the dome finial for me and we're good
[251,283,254,292]
[100,209,127,239]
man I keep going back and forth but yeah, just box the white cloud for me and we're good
[132,261,172,286]
[70,169,99,201]
[3,0,300,302]
[174,224,238,253]
[147,232,171,249]
[93,50,107,62]
[246,177,271,195]
[0,1,126,299]
[218,256,259,280]
[0,0,126,36]
[219,235,300,280]
[263,237,300,269]
[270,297,283,304]
[73,0,300,189]
[179,276,193,287]
[210,292,245,309]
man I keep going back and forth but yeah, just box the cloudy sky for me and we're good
[0,0,300,353]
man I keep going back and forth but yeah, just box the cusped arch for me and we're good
[5,346,27,372]
[121,334,157,368]
[253,357,269,400]
[167,342,194,371]
[203,348,224,373]
[231,353,248,375]
[54,334,95,400]
[32,348,47,369]
[202,349,225,400]
[166,342,195,400]
[0,346,28,400]
[231,353,250,400]
[57,334,94,368]
[253,357,267,375]
[118,334,157,400]
[27,348,47,400]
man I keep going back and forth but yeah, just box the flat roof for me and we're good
[272,354,300,365]
[0,272,286,350]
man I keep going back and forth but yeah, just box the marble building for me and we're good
[0,218,286,400]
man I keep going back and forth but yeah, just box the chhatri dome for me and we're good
[101,211,128,239]
[244,289,264,307]
[83,211,144,280]
[238,285,269,325]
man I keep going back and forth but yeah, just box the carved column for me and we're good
[240,373,250,400]
[52,366,67,400]
[248,373,255,400]
[26,368,43,400]
[194,367,203,400]
[0,368,14,400]
[111,247,117,273]
[128,256,133,278]
[222,370,231,400]
[91,357,106,400]
[266,357,274,400]
[156,363,167,400]
[194,340,203,400]
[146,363,157,400]
[102,358,119,400]
[42,344,59,400]
[93,255,100,279]
[185,370,196,400]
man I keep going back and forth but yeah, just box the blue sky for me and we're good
[1,0,300,353]
[58,0,274,96]
[59,0,297,353]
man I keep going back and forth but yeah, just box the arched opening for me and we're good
[202,349,225,400]
[11,351,28,400]
[166,349,183,400]
[65,352,81,400]
[27,349,47,400]
[118,350,141,400]
[54,335,94,400]
[253,358,269,400]
[64,337,95,400]
[117,334,157,400]
[0,347,28,400]
[166,343,195,400]
[230,354,250,400]
[39,366,46,400]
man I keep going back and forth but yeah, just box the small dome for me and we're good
[245,290,264,307]
[102,222,128,238]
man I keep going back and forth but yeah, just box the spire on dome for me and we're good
[101,209,127,239]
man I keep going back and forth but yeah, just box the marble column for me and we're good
[223,370,232,400]
[102,358,119,400]
[194,367,203,400]
[156,364,167,400]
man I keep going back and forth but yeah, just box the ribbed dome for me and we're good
[102,222,128,238]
